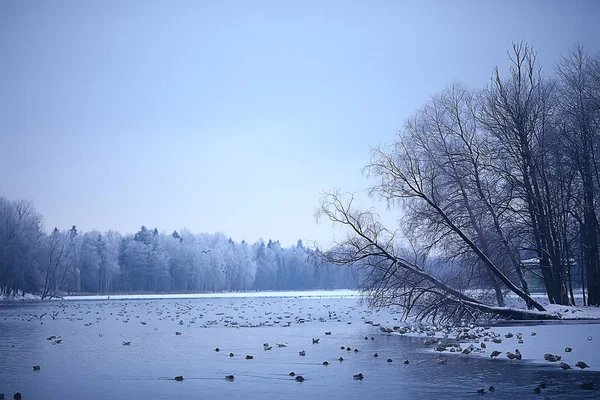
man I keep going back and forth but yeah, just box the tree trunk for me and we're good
[426,198,546,311]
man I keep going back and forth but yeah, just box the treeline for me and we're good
[0,197,357,298]
[319,43,600,316]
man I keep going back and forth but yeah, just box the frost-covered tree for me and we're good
[0,197,43,295]
[0,195,356,295]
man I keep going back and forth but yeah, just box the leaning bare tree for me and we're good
[316,192,554,324]
[392,84,532,308]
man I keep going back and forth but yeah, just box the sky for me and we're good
[1,0,599,247]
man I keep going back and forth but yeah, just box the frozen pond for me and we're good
[1,293,599,399]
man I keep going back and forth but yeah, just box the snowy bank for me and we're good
[1,291,42,301]
[369,302,600,372]
[60,289,361,301]
[421,323,600,372]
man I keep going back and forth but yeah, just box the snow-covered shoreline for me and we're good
[62,289,361,301]
[370,304,600,373]
[399,322,598,371]
[0,292,43,301]
[1,289,361,302]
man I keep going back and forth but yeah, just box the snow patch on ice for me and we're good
[369,293,600,371]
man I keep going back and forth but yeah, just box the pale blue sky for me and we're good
[1,0,599,246]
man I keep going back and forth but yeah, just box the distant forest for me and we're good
[0,197,357,298]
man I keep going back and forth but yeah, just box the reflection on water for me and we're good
[1,297,598,399]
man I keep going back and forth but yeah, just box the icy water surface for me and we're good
[1,294,598,399]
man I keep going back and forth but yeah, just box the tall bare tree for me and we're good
[478,43,570,305]
[556,45,600,306]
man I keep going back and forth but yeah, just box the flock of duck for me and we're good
[1,296,598,398]
[367,320,595,393]
[164,333,413,384]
